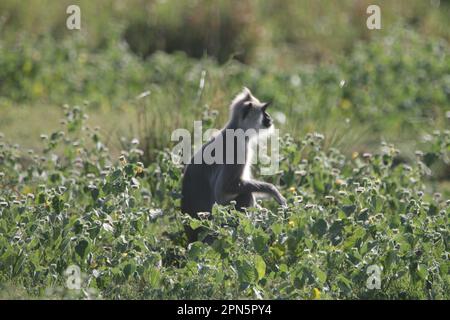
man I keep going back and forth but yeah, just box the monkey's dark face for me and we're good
[231,88,276,135]
[240,100,274,133]
[262,103,273,128]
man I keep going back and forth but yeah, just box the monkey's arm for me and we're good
[215,166,286,206]
[218,176,286,206]
[236,180,286,206]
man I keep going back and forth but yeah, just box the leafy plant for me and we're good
[0,106,448,299]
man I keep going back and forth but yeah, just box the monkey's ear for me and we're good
[262,101,271,111]
[241,87,252,101]
[231,87,252,108]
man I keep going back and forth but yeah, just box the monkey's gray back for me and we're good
[181,145,218,216]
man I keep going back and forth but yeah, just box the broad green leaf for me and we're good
[254,255,266,280]
[237,259,257,284]
[312,218,328,237]
[75,238,90,260]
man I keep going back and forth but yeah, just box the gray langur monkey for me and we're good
[181,87,286,242]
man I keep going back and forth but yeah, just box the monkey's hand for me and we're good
[274,192,287,207]
[262,182,286,206]
[229,180,287,207]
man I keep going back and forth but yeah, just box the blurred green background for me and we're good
[0,0,449,189]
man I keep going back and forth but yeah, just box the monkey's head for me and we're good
[229,87,273,133]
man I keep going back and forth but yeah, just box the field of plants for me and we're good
[0,0,449,299]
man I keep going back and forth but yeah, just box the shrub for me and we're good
[123,0,260,64]
[0,106,448,299]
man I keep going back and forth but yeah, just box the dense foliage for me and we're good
[0,107,448,299]
[0,0,449,300]
[1,29,449,165]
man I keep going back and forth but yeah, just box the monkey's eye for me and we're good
[242,103,252,118]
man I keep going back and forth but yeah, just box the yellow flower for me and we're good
[311,288,321,299]
[340,99,352,110]
[289,186,296,193]
[135,166,143,174]
[352,151,359,160]
[288,220,295,228]
[22,186,33,195]
[122,253,128,257]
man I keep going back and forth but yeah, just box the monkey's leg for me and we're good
[184,224,200,243]
[234,192,255,211]
[182,190,215,243]
[185,221,219,245]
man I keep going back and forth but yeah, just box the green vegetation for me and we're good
[1,29,449,163]
[0,0,449,299]
[0,107,448,299]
